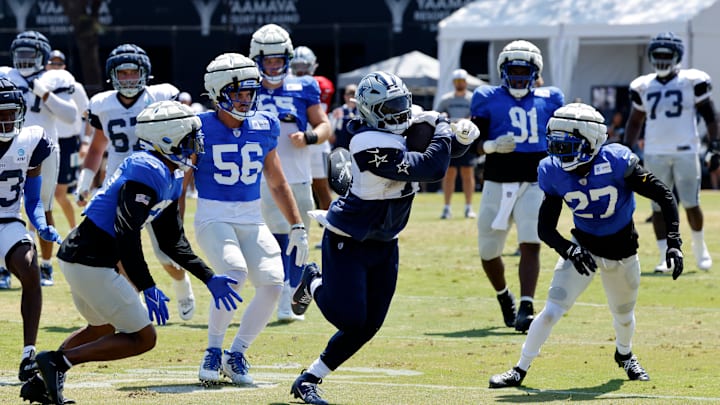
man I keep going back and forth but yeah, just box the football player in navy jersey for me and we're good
[471,40,564,333]
[0,78,61,383]
[287,71,480,405]
[76,44,198,321]
[625,32,716,273]
[23,100,242,405]
[192,53,309,386]
[249,24,332,322]
[489,103,683,389]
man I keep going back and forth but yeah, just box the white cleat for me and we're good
[221,350,253,385]
[174,274,195,320]
[178,296,196,321]
[198,348,222,384]
[693,242,712,271]
[654,259,670,273]
[277,283,305,322]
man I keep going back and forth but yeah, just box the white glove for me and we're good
[287,225,309,267]
[410,111,442,127]
[483,134,516,154]
[75,167,96,204]
[32,79,49,98]
[451,119,480,146]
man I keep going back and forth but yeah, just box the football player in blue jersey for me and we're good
[0,78,61,384]
[22,100,242,405]
[471,40,564,332]
[76,44,198,321]
[489,103,683,389]
[249,24,332,322]
[192,53,309,386]
[287,71,480,405]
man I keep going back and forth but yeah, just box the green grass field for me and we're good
[1,191,719,404]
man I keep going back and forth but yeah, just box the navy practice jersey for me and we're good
[84,152,184,236]
[194,110,280,202]
[538,143,636,237]
[326,124,452,241]
[256,75,319,132]
[472,85,564,182]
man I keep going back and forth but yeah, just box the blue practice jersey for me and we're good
[84,152,184,236]
[472,85,564,182]
[538,143,636,236]
[256,75,320,131]
[194,111,280,202]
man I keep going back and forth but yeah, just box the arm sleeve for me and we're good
[23,175,47,231]
[150,200,214,284]
[537,193,574,258]
[114,181,158,291]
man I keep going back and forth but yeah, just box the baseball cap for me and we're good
[452,69,468,80]
[49,50,66,63]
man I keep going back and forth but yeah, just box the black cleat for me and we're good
[514,300,534,333]
[20,374,76,404]
[615,350,650,381]
[489,366,527,388]
[19,349,37,382]
[291,371,328,405]
[497,290,517,327]
[35,351,68,405]
[292,263,321,316]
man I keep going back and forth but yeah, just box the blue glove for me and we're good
[37,225,62,244]
[206,275,243,311]
[143,286,170,325]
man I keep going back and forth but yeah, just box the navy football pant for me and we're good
[315,230,399,370]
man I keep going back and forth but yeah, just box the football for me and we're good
[404,121,435,152]
[327,147,353,195]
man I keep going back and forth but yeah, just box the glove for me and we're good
[705,151,720,171]
[287,225,309,267]
[483,134,516,154]
[75,168,96,205]
[666,248,684,280]
[37,225,62,245]
[451,119,480,146]
[31,79,49,98]
[143,286,170,325]
[410,111,443,127]
[566,243,597,276]
[206,274,243,311]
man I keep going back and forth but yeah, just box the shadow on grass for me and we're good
[493,379,631,402]
[42,326,79,333]
[425,326,518,338]
[118,381,260,394]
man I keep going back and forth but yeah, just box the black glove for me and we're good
[666,232,684,280]
[705,140,720,171]
[566,243,597,276]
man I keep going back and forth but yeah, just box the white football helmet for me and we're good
[290,46,318,76]
[0,78,26,141]
[355,71,412,134]
[496,40,543,99]
[249,24,293,84]
[135,100,203,170]
[204,53,261,120]
[546,103,607,172]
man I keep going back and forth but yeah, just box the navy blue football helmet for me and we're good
[106,44,152,98]
[11,31,51,77]
[0,78,27,140]
[648,32,684,77]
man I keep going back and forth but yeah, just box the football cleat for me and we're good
[440,206,451,219]
[40,263,54,287]
[20,374,76,404]
[291,371,328,405]
[174,274,196,321]
[615,350,650,381]
[19,348,37,382]
[221,350,252,385]
[198,347,222,384]
[278,282,305,322]
[34,351,68,405]
[515,300,534,333]
[496,290,517,327]
[489,366,526,388]
[0,267,11,289]
[292,263,321,316]
[464,207,476,219]
[693,241,712,271]
[654,257,670,273]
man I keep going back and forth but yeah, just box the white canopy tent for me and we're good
[338,50,485,97]
[436,0,720,109]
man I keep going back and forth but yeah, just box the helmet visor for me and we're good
[376,95,411,126]
[547,131,584,163]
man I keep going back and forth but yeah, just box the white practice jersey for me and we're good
[56,80,89,139]
[0,126,49,220]
[0,67,77,143]
[630,68,712,154]
[88,83,179,176]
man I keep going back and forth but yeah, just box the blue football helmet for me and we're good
[0,78,27,141]
[204,53,261,120]
[648,32,684,77]
[11,31,51,77]
[496,40,543,99]
[546,103,607,172]
[249,24,294,84]
[106,44,152,98]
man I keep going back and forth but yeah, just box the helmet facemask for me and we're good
[218,80,261,120]
[13,47,45,77]
[650,48,680,77]
[547,130,594,171]
[258,55,290,84]
[501,61,538,99]
[546,103,608,172]
[371,94,412,134]
[110,63,148,98]
[166,130,204,170]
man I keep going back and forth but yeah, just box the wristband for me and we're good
[291,223,305,230]
[304,129,319,145]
